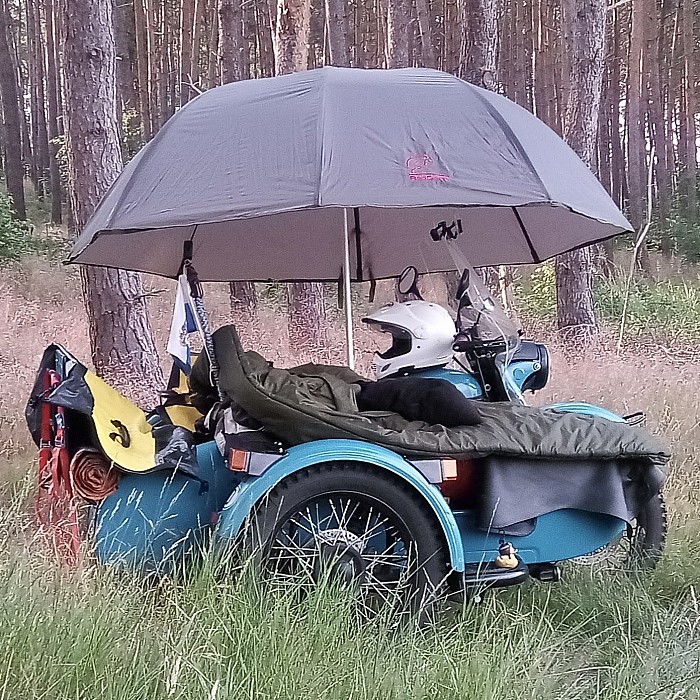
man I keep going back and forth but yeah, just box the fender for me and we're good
[548,401,626,423]
[215,438,466,572]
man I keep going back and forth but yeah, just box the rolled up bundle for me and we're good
[70,448,120,502]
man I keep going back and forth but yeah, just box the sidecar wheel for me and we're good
[572,491,667,570]
[245,462,450,622]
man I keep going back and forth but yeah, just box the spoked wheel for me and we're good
[246,462,449,622]
[571,491,667,571]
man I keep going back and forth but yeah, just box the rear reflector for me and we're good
[441,459,458,480]
[228,449,250,472]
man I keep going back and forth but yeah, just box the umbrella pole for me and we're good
[342,208,355,370]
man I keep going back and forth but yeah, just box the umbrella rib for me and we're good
[512,207,541,264]
[354,207,363,282]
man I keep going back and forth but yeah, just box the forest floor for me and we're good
[1,256,699,699]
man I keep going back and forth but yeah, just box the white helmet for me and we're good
[362,301,457,380]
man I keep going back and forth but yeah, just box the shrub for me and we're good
[517,263,700,339]
[0,192,33,263]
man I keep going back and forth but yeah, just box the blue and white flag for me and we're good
[167,274,198,374]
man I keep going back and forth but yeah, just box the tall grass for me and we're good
[2,257,700,698]
[1,477,700,699]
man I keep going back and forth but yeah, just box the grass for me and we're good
[2,257,700,698]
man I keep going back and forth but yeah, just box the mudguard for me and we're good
[215,438,467,572]
[548,401,626,423]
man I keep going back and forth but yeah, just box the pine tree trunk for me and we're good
[459,0,500,89]
[115,0,138,113]
[219,0,249,81]
[133,0,152,139]
[29,0,50,197]
[257,0,276,77]
[325,0,351,66]
[610,7,625,207]
[189,0,205,93]
[414,0,436,68]
[146,0,160,129]
[0,0,25,219]
[62,0,164,406]
[275,0,327,354]
[26,0,40,195]
[682,0,697,215]
[219,0,259,322]
[555,0,606,343]
[627,0,645,231]
[386,0,411,68]
[647,0,672,256]
[44,0,62,224]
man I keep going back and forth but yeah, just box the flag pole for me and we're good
[342,208,355,370]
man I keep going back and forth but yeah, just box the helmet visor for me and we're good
[363,321,412,360]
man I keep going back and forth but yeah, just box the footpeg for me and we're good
[528,563,562,582]
[462,557,530,590]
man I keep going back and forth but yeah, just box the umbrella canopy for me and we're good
[69,67,631,282]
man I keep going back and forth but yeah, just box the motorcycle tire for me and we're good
[245,461,450,622]
[571,490,667,570]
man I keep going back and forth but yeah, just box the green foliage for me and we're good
[596,276,700,337]
[122,108,146,162]
[517,262,556,317]
[0,191,68,264]
[0,192,34,262]
[518,263,700,339]
[670,216,700,264]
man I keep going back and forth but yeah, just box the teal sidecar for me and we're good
[82,324,667,609]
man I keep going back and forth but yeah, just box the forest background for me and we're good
[0,0,700,698]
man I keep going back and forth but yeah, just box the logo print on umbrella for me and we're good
[430,219,464,241]
[406,154,450,182]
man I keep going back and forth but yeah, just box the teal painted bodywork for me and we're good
[215,438,467,572]
[95,440,241,574]
[547,401,627,423]
[456,509,626,564]
[417,367,483,399]
[94,358,632,576]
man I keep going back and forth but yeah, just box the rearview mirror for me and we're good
[397,266,423,300]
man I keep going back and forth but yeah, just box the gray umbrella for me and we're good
[69,66,631,283]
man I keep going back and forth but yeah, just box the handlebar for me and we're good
[453,333,508,355]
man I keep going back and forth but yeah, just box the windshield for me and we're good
[457,261,522,353]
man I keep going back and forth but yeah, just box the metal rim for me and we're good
[261,490,420,617]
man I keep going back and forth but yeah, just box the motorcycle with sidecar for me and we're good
[25,67,669,618]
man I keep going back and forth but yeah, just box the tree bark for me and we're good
[44,0,62,223]
[555,0,606,343]
[219,0,249,81]
[114,0,137,113]
[386,0,411,68]
[62,0,164,406]
[0,0,26,219]
[26,0,40,194]
[275,0,327,353]
[682,0,697,215]
[219,0,259,321]
[325,0,351,66]
[189,0,205,94]
[275,0,312,72]
[627,0,645,231]
[414,0,435,67]
[647,0,672,257]
[29,0,50,197]
[459,0,500,89]
[133,0,152,139]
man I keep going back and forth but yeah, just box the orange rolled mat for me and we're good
[70,448,120,502]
